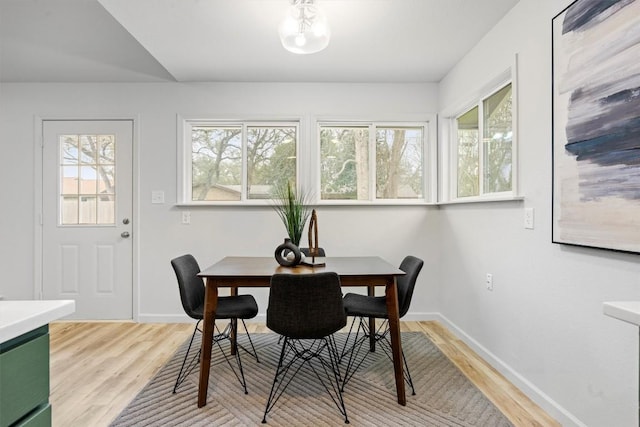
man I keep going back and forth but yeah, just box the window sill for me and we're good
[437,195,524,206]
[175,200,437,207]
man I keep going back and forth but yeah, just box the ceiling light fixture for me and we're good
[279,0,331,55]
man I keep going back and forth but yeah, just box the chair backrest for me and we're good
[300,247,326,257]
[170,254,205,320]
[397,256,424,318]
[267,272,345,339]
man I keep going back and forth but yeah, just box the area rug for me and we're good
[110,332,513,426]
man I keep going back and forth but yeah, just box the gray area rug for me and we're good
[110,332,513,426]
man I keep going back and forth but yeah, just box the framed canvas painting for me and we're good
[552,0,640,254]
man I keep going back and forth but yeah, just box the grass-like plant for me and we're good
[271,182,311,246]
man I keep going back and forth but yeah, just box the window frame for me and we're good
[178,114,437,206]
[440,66,519,204]
[178,116,302,205]
[314,118,437,205]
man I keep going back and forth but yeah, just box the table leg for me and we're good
[198,279,218,408]
[368,285,376,352]
[230,287,238,355]
[386,277,406,406]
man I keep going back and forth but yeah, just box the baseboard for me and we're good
[435,313,586,427]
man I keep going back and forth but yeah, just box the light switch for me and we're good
[151,191,165,204]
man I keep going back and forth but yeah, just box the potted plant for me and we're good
[271,182,311,247]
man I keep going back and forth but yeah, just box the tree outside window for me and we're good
[320,123,426,202]
[190,123,297,202]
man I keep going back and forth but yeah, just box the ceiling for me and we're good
[0,0,520,83]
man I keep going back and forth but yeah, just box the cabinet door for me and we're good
[0,334,49,427]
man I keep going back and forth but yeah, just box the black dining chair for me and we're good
[340,255,424,395]
[170,254,259,394]
[300,247,326,257]
[262,272,349,424]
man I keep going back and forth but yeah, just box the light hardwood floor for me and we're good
[49,321,559,427]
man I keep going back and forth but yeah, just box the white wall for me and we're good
[438,0,640,426]
[3,2,639,424]
[0,82,441,320]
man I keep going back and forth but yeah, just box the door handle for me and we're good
[121,231,130,238]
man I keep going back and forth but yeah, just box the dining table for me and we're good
[196,256,407,408]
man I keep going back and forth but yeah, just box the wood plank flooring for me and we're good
[49,321,559,426]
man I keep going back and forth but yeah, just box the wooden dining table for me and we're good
[196,256,407,408]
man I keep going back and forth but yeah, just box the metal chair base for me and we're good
[262,336,349,424]
[172,319,259,394]
[340,316,415,395]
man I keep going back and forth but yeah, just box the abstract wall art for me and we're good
[552,0,640,253]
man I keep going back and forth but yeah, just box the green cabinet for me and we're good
[0,326,50,427]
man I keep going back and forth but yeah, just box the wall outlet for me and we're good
[524,207,534,229]
[486,273,493,291]
[181,211,191,225]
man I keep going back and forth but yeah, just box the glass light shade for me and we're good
[279,2,331,54]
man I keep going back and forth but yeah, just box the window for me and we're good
[451,81,514,200]
[319,122,428,202]
[184,120,298,202]
[179,116,434,205]
[59,134,115,225]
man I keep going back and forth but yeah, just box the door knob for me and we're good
[122,218,130,225]
[121,231,130,238]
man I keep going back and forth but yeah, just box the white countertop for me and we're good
[603,301,640,326]
[0,300,75,343]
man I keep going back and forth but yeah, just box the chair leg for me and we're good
[173,320,254,395]
[262,337,349,424]
[340,317,415,395]
[238,319,260,363]
[341,316,389,390]
[339,315,359,362]
[379,333,416,395]
[214,323,249,394]
[173,321,201,393]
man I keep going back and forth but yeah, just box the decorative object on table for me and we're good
[271,182,311,247]
[552,0,640,254]
[300,209,325,267]
[274,238,302,267]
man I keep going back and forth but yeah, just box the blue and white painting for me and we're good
[553,0,640,253]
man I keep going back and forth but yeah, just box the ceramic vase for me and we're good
[274,238,301,267]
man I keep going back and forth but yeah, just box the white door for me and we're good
[42,120,133,320]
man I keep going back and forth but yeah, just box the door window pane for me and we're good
[99,135,115,163]
[61,197,78,225]
[457,107,479,197]
[59,134,116,225]
[79,196,97,224]
[376,127,423,199]
[80,135,97,164]
[61,135,79,164]
[97,195,115,224]
[320,126,369,200]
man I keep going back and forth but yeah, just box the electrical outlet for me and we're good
[524,208,534,229]
[181,211,191,225]
[486,273,493,291]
